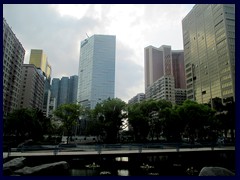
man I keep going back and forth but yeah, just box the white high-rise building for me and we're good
[77,34,116,109]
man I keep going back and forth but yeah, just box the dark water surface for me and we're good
[67,151,235,176]
[9,145,234,176]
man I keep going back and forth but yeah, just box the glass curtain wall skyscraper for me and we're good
[77,34,116,109]
[51,75,78,108]
[182,4,235,104]
[69,75,78,104]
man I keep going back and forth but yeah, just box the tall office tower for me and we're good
[58,77,69,106]
[172,50,186,89]
[18,64,45,110]
[77,34,116,109]
[182,4,235,104]
[29,49,51,80]
[29,49,52,116]
[144,45,186,104]
[172,50,187,104]
[69,75,79,104]
[3,18,25,115]
[51,75,78,108]
[51,78,60,106]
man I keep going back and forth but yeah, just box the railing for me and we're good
[8,142,234,154]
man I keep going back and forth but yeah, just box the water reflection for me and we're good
[100,171,111,176]
[85,162,100,168]
[115,157,129,162]
[118,169,129,176]
[69,151,233,176]
[71,168,101,176]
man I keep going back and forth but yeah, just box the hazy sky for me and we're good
[3,4,194,102]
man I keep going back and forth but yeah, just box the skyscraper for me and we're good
[172,50,186,89]
[182,4,235,104]
[58,77,69,106]
[3,18,25,115]
[69,75,79,104]
[144,45,186,104]
[51,75,78,108]
[77,34,116,109]
[29,49,51,80]
[29,49,52,116]
[18,64,45,110]
[51,78,60,106]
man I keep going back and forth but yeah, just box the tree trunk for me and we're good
[230,128,235,142]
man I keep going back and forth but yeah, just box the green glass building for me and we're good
[182,4,235,104]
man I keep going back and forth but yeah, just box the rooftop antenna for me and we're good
[86,33,89,38]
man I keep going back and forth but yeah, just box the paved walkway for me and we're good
[3,146,235,159]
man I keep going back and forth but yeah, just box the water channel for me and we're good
[7,144,235,176]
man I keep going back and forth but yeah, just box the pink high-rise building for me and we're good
[144,45,186,104]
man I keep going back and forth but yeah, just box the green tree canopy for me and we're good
[4,108,49,142]
[54,103,84,144]
[128,99,172,142]
[93,98,127,143]
[160,106,184,142]
[128,102,149,142]
[177,100,216,142]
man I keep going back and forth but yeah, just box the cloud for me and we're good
[3,4,104,77]
[115,41,144,102]
[3,4,194,103]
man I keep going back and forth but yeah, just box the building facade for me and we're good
[146,75,176,104]
[144,45,186,104]
[51,78,60,106]
[58,77,69,106]
[51,75,78,108]
[29,49,52,116]
[128,93,145,104]
[77,34,116,109]
[29,49,51,80]
[182,4,235,104]
[3,18,25,115]
[172,50,186,89]
[69,75,79,104]
[18,64,45,110]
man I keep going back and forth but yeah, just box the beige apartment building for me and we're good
[18,64,45,110]
[3,18,25,115]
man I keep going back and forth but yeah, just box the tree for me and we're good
[210,97,225,111]
[34,109,52,135]
[84,109,105,142]
[161,107,183,142]
[54,104,84,144]
[128,103,149,142]
[177,100,215,143]
[225,101,235,141]
[128,99,173,142]
[94,98,127,143]
[4,108,47,143]
[209,97,235,142]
